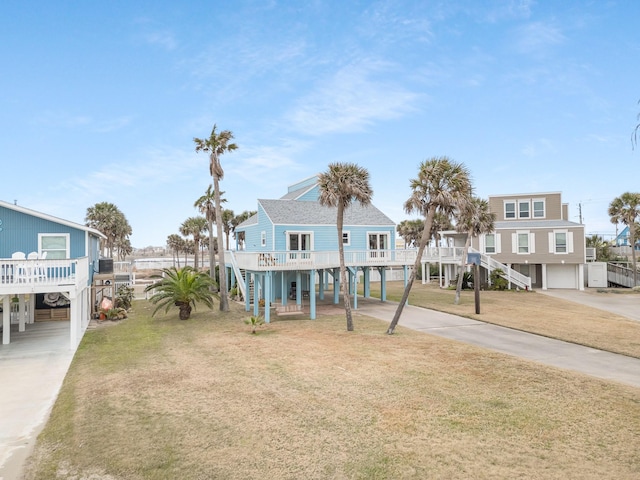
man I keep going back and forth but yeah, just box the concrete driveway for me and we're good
[0,321,74,480]
[538,289,640,322]
[356,298,640,388]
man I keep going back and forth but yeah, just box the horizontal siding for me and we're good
[492,226,585,264]
[488,193,563,221]
[0,205,88,259]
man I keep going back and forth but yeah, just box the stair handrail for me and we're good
[226,251,247,300]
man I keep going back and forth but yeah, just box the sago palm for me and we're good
[318,162,373,332]
[145,266,216,320]
[387,156,472,334]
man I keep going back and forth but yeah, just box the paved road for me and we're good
[356,299,640,388]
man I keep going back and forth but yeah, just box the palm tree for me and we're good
[166,234,184,267]
[180,216,207,269]
[194,125,238,312]
[195,185,220,290]
[222,208,235,250]
[318,162,373,332]
[85,202,132,258]
[387,157,472,335]
[453,197,495,305]
[397,219,424,248]
[609,192,640,286]
[144,266,216,320]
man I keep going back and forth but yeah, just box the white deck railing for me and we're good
[231,248,466,271]
[0,257,89,291]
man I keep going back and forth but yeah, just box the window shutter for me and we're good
[512,233,517,253]
[496,234,501,253]
[530,233,535,254]
[568,232,574,253]
[549,232,554,253]
[479,235,485,252]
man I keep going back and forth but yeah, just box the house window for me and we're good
[368,232,389,258]
[260,231,266,247]
[518,201,530,218]
[342,232,350,246]
[505,202,516,219]
[288,232,312,259]
[517,233,529,254]
[555,232,567,253]
[39,233,70,259]
[485,234,496,254]
[533,200,545,218]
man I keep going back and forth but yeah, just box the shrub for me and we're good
[490,269,509,291]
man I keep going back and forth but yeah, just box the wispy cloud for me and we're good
[512,21,565,55]
[141,30,177,51]
[522,138,556,157]
[32,111,132,133]
[286,60,419,136]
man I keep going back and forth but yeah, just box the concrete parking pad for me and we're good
[0,322,74,480]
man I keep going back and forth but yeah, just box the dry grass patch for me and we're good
[23,299,640,479]
[364,282,640,358]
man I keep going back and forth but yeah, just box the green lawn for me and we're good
[23,297,640,480]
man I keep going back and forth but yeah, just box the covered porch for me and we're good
[0,257,91,349]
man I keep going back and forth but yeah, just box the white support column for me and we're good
[2,295,10,344]
[578,264,585,291]
[29,294,36,324]
[69,290,79,350]
[541,264,548,290]
[18,294,26,332]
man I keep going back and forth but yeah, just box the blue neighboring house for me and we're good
[0,200,106,349]
[615,226,640,250]
[231,175,412,322]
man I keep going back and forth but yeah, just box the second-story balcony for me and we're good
[0,257,89,294]
[230,248,466,272]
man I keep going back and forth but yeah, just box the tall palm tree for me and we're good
[85,202,132,258]
[609,192,640,286]
[318,162,373,332]
[180,216,207,270]
[453,197,495,305]
[195,185,220,290]
[194,125,238,312]
[387,157,472,335]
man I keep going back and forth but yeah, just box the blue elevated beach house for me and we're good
[0,200,105,348]
[229,175,532,323]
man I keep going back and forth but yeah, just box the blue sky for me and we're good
[1,1,638,248]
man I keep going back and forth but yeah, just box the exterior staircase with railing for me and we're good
[467,248,532,290]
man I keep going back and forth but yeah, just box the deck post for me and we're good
[310,269,316,320]
[2,295,10,344]
[18,294,26,332]
[363,267,370,298]
[244,272,251,312]
[264,272,271,324]
[333,268,340,304]
[380,267,387,301]
[318,269,325,300]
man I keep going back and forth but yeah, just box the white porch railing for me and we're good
[0,257,89,291]
[230,248,469,271]
[229,248,532,290]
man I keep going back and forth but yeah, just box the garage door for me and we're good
[547,264,577,289]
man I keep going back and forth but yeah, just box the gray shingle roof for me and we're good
[258,199,395,226]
